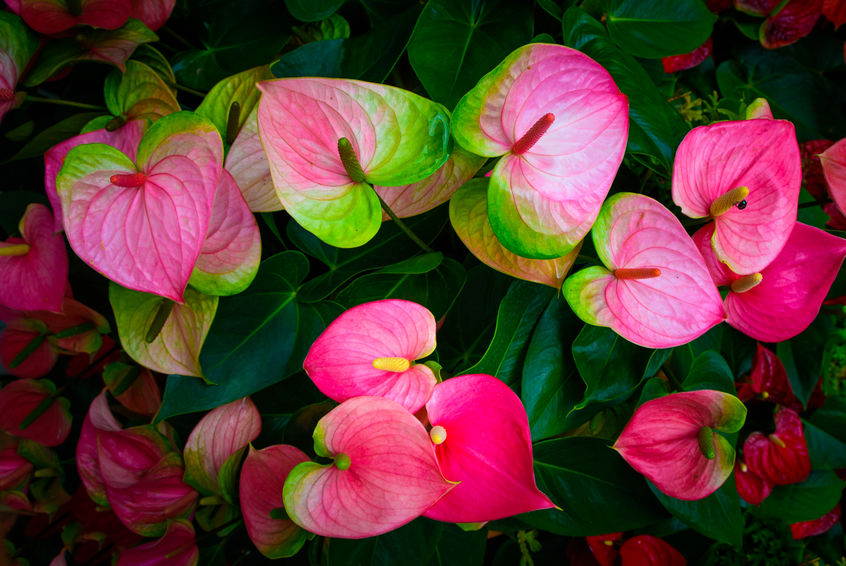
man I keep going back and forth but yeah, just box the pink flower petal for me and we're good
[303,299,437,413]
[18,0,130,35]
[0,440,32,492]
[283,396,454,538]
[422,374,554,522]
[128,0,174,31]
[117,520,198,566]
[0,318,58,378]
[76,390,121,507]
[744,407,810,486]
[224,106,280,212]
[819,137,846,218]
[0,379,71,447]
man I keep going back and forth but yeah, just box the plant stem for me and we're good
[169,82,206,97]
[798,199,832,209]
[375,192,434,254]
[161,25,195,50]
[25,95,106,111]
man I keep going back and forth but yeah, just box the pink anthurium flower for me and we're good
[422,374,554,523]
[303,299,437,413]
[224,106,279,212]
[128,0,174,31]
[451,43,628,259]
[102,362,161,417]
[0,318,59,378]
[563,193,725,348]
[0,204,68,313]
[743,406,810,486]
[282,396,455,538]
[9,0,131,34]
[57,111,223,302]
[183,397,261,497]
[257,77,451,247]
[819,137,846,218]
[240,444,310,558]
[672,118,802,275]
[116,520,198,566]
[0,439,32,492]
[790,503,841,539]
[0,379,71,447]
[619,535,686,566]
[76,390,122,508]
[0,12,38,124]
[614,390,747,501]
[734,458,772,506]
[693,222,846,342]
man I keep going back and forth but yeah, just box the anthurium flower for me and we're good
[790,503,841,539]
[734,458,772,506]
[8,0,131,34]
[451,43,628,259]
[0,12,38,123]
[282,396,454,538]
[737,343,824,411]
[662,37,713,73]
[0,440,32,492]
[257,77,451,247]
[450,179,581,288]
[183,397,261,497]
[585,532,622,566]
[823,0,846,27]
[613,390,747,500]
[303,299,437,413]
[563,193,725,349]
[103,60,180,127]
[102,362,161,416]
[760,0,823,49]
[619,535,686,565]
[743,406,810,486]
[0,204,68,313]
[116,520,198,566]
[818,137,846,218]
[224,106,279,212]
[693,222,846,342]
[240,444,310,558]
[422,374,554,522]
[128,0,174,31]
[76,391,122,508]
[0,379,71,447]
[0,318,57,378]
[57,111,223,302]
[672,118,801,275]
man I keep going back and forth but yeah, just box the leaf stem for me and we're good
[375,192,434,254]
[168,82,206,97]
[24,95,106,111]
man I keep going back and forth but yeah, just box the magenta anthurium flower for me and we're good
[672,118,802,275]
[619,535,686,566]
[183,397,261,497]
[451,43,628,259]
[257,77,451,247]
[240,444,310,558]
[0,12,38,124]
[734,458,772,506]
[0,204,68,313]
[0,439,33,492]
[563,193,725,348]
[283,396,454,538]
[819,137,846,218]
[0,318,58,378]
[224,106,279,212]
[790,503,841,540]
[8,0,131,34]
[693,222,846,342]
[116,520,198,566]
[304,299,438,413]
[422,374,554,522]
[127,0,174,31]
[57,111,223,302]
[614,390,747,501]
[743,406,810,486]
[76,390,123,508]
[0,379,71,447]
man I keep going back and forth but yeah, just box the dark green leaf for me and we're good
[803,419,846,471]
[408,0,534,109]
[777,317,829,409]
[649,478,743,547]
[758,471,844,524]
[682,351,736,394]
[431,524,486,566]
[325,518,444,566]
[808,397,846,446]
[285,0,345,22]
[524,437,666,535]
[0,191,50,235]
[4,112,103,163]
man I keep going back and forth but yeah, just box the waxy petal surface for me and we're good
[672,119,801,274]
[451,43,628,258]
[0,204,67,312]
[734,459,773,505]
[240,445,310,558]
[761,0,822,49]
[450,179,580,288]
[283,396,453,538]
[0,442,32,492]
[128,0,174,31]
[303,299,437,413]
[619,535,686,566]
[117,520,197,566]
[614,390,746,500]
[0,379,71,447]
[819,138,846,218]
[257,78,450,247]
[76,390,121,508]
[790,503,841,539]
[184,398,261,496]
[744,407,810,486]
[423,374,554,522]
[17,0,130,34]
[563,193,725,348]
[109,284,218,378]
[0,319,57,378]
[224,106,279,212]
[662,37,713,73]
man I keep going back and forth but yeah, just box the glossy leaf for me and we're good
[285,0,345,22]
[758,471,845,523]
[103,60,179,124]
[196,65,273,140]
[649,478,743,547]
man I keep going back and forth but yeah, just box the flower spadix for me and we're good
[282,396,454,538]
[451,43,628,259]
[303,299,437,413]
[672,118,801,275]
[256,78,450,247]
[693,222,846,342]
[614,390,747,501]
[422,374,554,522]
[563,193,725,348]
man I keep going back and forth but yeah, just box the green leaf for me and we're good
[603,0,716,59]
[156,252,343,420]
[758,471,844,524]
[407,0,534,109]
[808,397,846,446]
[524,437,666,535]
[431,524,487,566]
[462,280,556,391]
[285,0,345,22]
[3,113,103,164]
[103,60,179,122]
[325,518,444,566]
[217,447,246,504]
[803,419,846,471]
[777,317,828,409]
[196,65,273,141]
[682,351,736,394]
[649,478,743,547]
[562,6,688,173]
[0,191,50,235]
[521,297,585,440]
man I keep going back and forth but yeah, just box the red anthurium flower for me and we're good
[673,119,801,275]
[0,379,71,447]
[128,0,175,31]
[823,0,846,26]
[693,222,846,342]
[760,0,823,49]
[76,392,121,507]
[614,390,747,500]
[240,445,310,559]
[586,532,622,566]
[619,535,686,566]
[183,397,261,496]
[422,374,554,523]
[746,344,802,410]
[116,520,198,566]
[801,139,835,202]
[102,362,161,416]
[734,458,773,505]
[0,204,68,313]
[662,37,713,73]
[744,406,810,486]
[283,396,454,538]
[818,138,846,221]
[304,300,438,413]
[790,503,841,539]
[0,318,58,378]
[10,0,131,35]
